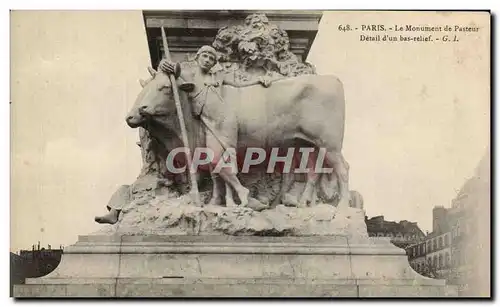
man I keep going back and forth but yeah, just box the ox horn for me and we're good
[139,79,147,88]
[147,66,157,77]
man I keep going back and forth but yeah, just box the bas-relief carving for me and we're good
[95,13,365,236]
[212,13,316,81]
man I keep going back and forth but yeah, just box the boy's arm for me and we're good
[222,76,271,88]
[222,78,259,88]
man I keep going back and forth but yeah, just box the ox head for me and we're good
[126,66,194,128]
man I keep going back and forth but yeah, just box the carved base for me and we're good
[94,193,369,238]
[14,235,458,297]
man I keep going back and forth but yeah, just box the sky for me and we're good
[10,11,490,252]
[307,11,490,231]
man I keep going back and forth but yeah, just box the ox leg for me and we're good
[299,173,320,207]
[298,149,321,207]
[207,166,224,206]
[280,148,299,207]
[280,173,298,206]
[327,151,350,210]
[310,182,318,206]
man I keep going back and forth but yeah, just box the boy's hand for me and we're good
[158,59,176,74]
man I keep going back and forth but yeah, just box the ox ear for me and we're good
[178,81,195,92]
[139,79,147,88]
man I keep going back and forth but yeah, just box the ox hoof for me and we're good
[246,198,269,212]
[282,193,299,207]
[298,195,313,208]
[226,199,237,207]
[207,196,223,207]
[256,194,271,205]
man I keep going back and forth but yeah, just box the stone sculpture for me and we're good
[17,12,458,298]
[95,13,362,238]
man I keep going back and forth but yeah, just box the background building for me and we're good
[365,215,425,249]
[405,149,490,296]
[10,243,63,296]
[406,206,459,280]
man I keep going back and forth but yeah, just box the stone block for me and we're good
[13,235,456,298]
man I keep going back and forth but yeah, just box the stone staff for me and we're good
[161,26,201,207]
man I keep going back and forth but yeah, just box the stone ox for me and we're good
[126,67,351,209]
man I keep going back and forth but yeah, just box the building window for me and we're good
[438,254,443,268]
[444,234,449,246]
[445,252,450,267]
[423,244,426,254]
[438,237,443,249]
[433,239,437,250]
[433,255,438,268]
[427,241,431,253]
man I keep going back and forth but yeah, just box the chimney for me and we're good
[433,206,448,234]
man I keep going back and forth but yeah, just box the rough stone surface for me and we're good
[95,194,368,238]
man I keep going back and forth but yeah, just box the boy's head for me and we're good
[195,45,218,72]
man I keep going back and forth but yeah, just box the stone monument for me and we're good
[14,10,457,297]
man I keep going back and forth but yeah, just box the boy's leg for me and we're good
[95,185,130,224]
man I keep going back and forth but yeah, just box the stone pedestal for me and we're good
[143,10,323,65]
[14,235,458,297]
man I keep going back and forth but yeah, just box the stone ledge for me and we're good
[64,235,403,255]
[15,282,458,297]
[26,277,446,286]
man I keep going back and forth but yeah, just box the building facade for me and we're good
[10,243,64,295]
[406,206,452,279]
[405,150,490,296]
[365,215,426,249]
